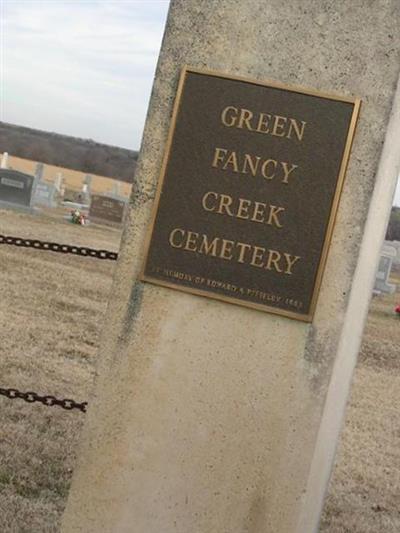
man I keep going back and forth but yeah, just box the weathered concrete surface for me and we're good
[61,1,400,532]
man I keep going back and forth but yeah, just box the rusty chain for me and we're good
[0,387,87,413]
[0,234,118,261]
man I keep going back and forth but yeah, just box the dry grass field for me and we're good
[320,269,400,533]
[0,209,121,532]
[0,208,399,532]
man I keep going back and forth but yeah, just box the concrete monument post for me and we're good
[0,152,9,169]
[83,174,92,197]
[62,2,400,532]
[34,162,44,181]
[111,180,122,198]
[55,172,64,192]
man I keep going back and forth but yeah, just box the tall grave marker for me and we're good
[62,2,400,532]
[1,152,9,169]
[34,162,44,181]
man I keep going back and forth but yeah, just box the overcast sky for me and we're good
[1,0,170,150]
[1,0,399,205]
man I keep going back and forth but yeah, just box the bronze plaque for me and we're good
[142,67,360,321]
[89,194,126,224]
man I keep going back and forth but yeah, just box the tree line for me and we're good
[0,122,138,182]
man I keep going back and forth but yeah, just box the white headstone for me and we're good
[54,172,63,192]
[33,181,57,208]
[374,244,397,294]
[80,181,91,204]
[1,152,9,170]
[34,162,44,181]
[111,181,122,197]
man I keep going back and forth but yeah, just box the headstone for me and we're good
[34,162,44,181]
[54,172,64,192]
[81,183,91,204]
[374,244,397,294]
[111,181,122,198]
[82,174,92,201]
[385,239,400,266]
[89,194,126,225]
[0,169,35,210]
[383,242,398,259]
[62,2,400,533]
[63,188,89,205]
[32,181,57,208]
[0,152,9,169]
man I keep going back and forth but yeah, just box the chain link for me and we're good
[0,387,87,413]
[0,234,118,261]
[0,234,109,412]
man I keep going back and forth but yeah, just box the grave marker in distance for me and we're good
[89,194,126,225]
[374,245,397,294]
[33,181,57,208]
[0,169,35,210]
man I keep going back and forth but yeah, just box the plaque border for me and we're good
[140,66,361,322]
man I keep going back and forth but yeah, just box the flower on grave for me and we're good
[395,305,400,315]
[70,209,86,225]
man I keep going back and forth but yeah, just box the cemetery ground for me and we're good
[0,209,399,533]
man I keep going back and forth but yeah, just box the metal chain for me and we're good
[0,234,109,411]
[0,234,118,261]
[0,234,107,413]
[0,387,87,413]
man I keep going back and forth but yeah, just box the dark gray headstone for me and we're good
[0,169,35,208]
[89,194,127,224]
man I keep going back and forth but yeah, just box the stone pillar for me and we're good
[111,180,122,198]
[62,2,400,532]
[34,162,44,181]
[31,162,44,202]
[0,152,9,169]
[83,174,92,192]
[55,172,64,192]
